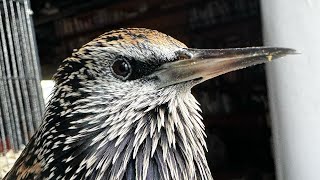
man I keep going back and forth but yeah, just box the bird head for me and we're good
[10,28,295,180]
[54,28,295,104]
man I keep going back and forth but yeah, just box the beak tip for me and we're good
[267,47,299,61]
[286,48,299,55]
[276,47,300,55]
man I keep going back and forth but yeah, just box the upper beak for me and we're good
[153,47,297,88]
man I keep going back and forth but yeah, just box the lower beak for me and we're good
[153,47,296,88]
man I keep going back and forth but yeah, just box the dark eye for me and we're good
[111,59,132,80]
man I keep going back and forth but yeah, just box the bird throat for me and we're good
[19,88,213,180]
[72,92,213,180]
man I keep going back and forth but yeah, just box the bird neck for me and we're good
[33,87,213,180]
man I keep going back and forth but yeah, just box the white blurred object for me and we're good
[0,150,22,179]
[41,80,55,104]
[261,0,320,180]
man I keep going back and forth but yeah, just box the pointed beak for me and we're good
[153,47,297,88]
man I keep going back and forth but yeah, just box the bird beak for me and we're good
[153,47,297,88]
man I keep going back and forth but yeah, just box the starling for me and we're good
[4,28,295,180]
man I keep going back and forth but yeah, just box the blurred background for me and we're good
[2,0,313,180]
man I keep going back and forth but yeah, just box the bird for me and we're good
[4,28,295,180]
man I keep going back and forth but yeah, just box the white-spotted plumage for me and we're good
[4,28,213,180]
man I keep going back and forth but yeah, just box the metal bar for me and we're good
[0,76,36,79]
[2,0,23,151]
[10,0,30,145]
[16,0,35,142]
[0,0,44,152]
[19,3,37,134]
[24,0,45,119]
[0,7,16,152]
[0,108,8,154]
[0,41,9,154]
[21,0,44,127]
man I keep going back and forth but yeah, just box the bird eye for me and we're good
[111,59,132,80]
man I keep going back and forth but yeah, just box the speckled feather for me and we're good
[4,28,213,180]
